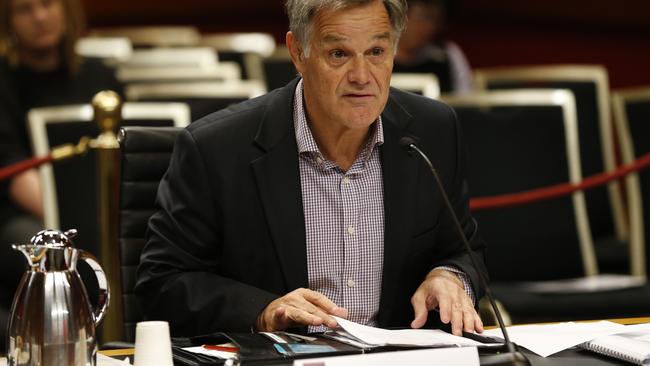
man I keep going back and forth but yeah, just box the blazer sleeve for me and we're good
[135,128,278,336]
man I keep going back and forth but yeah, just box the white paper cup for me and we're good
[133,321,174,366]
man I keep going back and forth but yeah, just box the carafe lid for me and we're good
[29,229,77,249]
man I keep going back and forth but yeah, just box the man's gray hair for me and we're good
[285,0,407,56]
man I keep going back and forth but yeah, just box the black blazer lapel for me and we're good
[250,79,309,292]
[378,92,420,325]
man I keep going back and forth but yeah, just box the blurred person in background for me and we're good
[394,0,472,94]
[0,0,121,351]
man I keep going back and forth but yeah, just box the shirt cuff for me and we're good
[433,266,476,306]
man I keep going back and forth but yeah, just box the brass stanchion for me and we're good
[92,90,124,342]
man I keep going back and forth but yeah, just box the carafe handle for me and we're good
[78,250,110,325]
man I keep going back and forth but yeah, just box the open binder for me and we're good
[172,331,366,365]
[170,330,489,366]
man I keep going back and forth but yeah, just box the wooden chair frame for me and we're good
[28,103,191,230]
[443,89,598,277]
[611,87,650,276]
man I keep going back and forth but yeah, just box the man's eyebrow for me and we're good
[371,32,392,41]
[322,34,347,43]
[321,32,392,44]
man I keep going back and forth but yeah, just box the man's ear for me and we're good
[286,31,305,74]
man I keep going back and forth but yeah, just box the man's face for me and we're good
[289,0,395,133]
[11,0,65,52]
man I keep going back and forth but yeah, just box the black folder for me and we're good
[171,331,364,365]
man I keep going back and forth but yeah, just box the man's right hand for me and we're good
[255,288,348,332]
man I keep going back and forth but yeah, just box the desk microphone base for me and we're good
[481,351,531,366]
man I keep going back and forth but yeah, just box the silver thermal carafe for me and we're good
[6,229,110,366]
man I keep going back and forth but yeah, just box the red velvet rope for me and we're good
[0,155,54,182]
[470,152,650,212]
[3,149,650,213]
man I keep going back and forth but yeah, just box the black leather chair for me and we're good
[117,126,183,341]
[444,90,593,283]
[474,66,633,275]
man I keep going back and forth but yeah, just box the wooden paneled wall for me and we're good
[82,0,288,36]
[452,1,650,88]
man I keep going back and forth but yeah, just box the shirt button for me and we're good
[343,176,350,184]
[316,156,324,164]
[347,279,355,288]
[347,225,355,235]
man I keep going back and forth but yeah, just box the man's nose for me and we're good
[348,56,371,85]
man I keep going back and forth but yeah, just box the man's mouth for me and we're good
[343,93,374,99]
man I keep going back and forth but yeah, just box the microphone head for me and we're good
[399,136,418,151]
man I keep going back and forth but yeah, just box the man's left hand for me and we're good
[410,268,483,336]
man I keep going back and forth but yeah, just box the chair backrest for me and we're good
[125,80,266,121]
[116,62,241,84]
[260,46,297,91]
[120,47,218,69]
[200,32,276,81]
[89,26,201,47]
[200,32,276,57]
[75,37,133,62]
[612,87,650,277]
[118,126,182,341]
[27,102,190,255]
[390,73,440,99]
[473,65,627,248]
[442,89,597,281]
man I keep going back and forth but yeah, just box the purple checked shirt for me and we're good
[292,80,474,330]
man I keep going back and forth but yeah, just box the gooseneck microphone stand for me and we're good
[401,137,531,366]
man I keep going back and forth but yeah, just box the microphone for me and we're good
[399,136,530,366]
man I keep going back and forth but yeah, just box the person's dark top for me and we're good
[0,56,122,219]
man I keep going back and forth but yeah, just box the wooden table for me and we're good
[98,316,650,365]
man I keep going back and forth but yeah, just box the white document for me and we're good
[97,353,132,366]
[483,320,628,357]
[333,316,484,347]
[182,346,238,360]
[293,347,479,366]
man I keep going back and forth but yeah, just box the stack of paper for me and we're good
[483,321,631,357]
[331,316,484,348]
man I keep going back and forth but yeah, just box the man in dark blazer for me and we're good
[136,0,487,337]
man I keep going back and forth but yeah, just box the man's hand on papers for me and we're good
[255,288,349,331]
[410,269,483,336]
